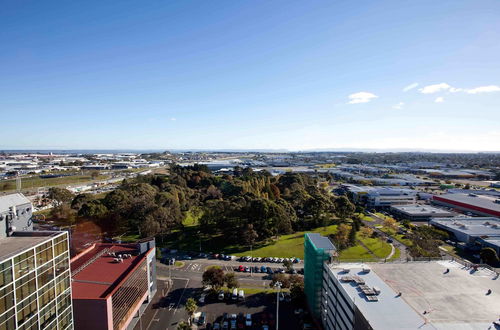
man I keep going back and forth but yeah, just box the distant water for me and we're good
[0,149,165,154]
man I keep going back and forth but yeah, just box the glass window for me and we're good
[16,294,37,326]
[39,300,57,329]
[15,272,36,302]
[54,254,69,277]
[0,308,15,330]
[18,315,38,330]
[56,290,71,313]
[57,307,72,330]
[13,250,35,280]
[37,262,54,288]
[0,284,14,315]
[0,260,13,289]
[36,242,53,267]
[55,272,70,296]
[53,235,68,257]
[38,284,55,307]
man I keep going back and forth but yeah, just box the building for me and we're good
[344,185,417,208]
[0,193,33,236]
[432,193,500,217]
[0,231,73,329]
[70,239,157,330]
[321,261,500,329]
[390,204,455,221]
[430,217,500,254]
[304,233,336,320]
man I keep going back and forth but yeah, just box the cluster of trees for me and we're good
[59,165,355,245]
[407,226,449,258]
[202,266,239,291]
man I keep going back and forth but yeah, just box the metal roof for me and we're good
[305,233,336,251]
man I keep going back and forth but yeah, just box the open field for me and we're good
[0,174,109,192]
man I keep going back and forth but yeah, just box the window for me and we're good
[36,242,53,267]
[18,315,38,330]
[54,254,69,277]
[53,235,68,257]
[39,300,57,329]
[56,290,71,313]
[57,307,72,330]
[37,262,54,288]
[13,250,35,280]
[0,308,15,330]
[15,272,36,302]
[38,284,55,307]
[55,272,70,296]
[16,293,37,326]
[0,284,14,318]
[0,260,13,289]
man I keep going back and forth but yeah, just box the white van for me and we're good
[238,289,244,301]
[232,288,238,301]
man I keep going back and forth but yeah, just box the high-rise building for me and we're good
[304,233,336,319]
[0,231,73,330]
[70,239,157,330]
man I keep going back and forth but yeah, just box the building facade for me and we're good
[0,231,73,330]
[304,233,336,320]
[70,239,157,330]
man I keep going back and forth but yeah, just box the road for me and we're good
[364,211,409,260]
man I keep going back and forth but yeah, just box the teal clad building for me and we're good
[304,233,336,319]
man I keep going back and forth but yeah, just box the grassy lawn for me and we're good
[339,245,374,261]
[378,226,413,246]
[355,213,374,222]
[389,247,401,260]
[116,234,140,242]
[235,225,338,259]
[360,237,392,258]
[0,174,109,192]
[182,209,203,227]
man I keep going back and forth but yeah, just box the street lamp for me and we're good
[274,281,282,330]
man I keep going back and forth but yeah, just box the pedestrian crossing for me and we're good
[177,262,236,273]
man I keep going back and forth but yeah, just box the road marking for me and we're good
[146,280,172,330]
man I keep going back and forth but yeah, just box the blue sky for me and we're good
[1,0,499,151]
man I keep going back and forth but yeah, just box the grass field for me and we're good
[355,213,374,222]
[0,174,109,192]
[182,209,203,227]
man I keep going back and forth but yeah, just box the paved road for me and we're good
[364,212,409,260]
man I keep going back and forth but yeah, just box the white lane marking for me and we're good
[173,279,190,314]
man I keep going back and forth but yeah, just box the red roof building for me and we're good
[70,239,157,330]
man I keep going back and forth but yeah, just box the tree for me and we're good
[332,224,351,250]
[334,196,355,220]
[78,200,108,218]
[348,225,357,247]
[177,321,191,330]
[242,224,259,247]
[71,194,94,210]
[290,277,305,303]
[48,188,74,205]
[269,273,290,289]
[224,272,239,289]
[383,217,398,232]
[202,267,225,291]
[480,247,499,265]
[184,298,197,325]
[359,226,374,239]
[283,259,293,272]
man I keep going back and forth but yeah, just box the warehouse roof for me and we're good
[430,217,500,237]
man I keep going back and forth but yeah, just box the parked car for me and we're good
[232,288,238,301]
[238,290,245,301]
[199,312,207,325]
[254,266,260,273]
[218,290,225,301]
[266,267,274,274]
[284,292,291,302]
[244,266,251,273]
[245,314,252,327]
[213,322,220,330]
[238,265,244,272]
[260,266,267,272]
[199,294,206,304]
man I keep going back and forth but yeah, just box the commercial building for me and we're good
[430,217,500,254]
[321,261,500,329]
[0,231,73,330]
[390,204,455,221]
[344,185,417,208]
[304,233,336,319]
[70,239,157,330]
[0,193,33,236]
[432,193,500,217]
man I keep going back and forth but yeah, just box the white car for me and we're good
[198,294,206,304]
[245,314,252,327]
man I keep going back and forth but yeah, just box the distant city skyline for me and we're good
[1,1,500,151]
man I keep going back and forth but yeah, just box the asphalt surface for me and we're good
[136,261,306,330]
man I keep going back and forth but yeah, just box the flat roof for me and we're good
[434,194,500,213]
[305,233,336,251]
[71,243,148,299]
[328,261,500,329]
[0,232,62,262]
[430,217,500,237]
[0,193,31,213]
[391,205,455,216]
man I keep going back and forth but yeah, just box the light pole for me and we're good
[274,281,282,330]
[250,244,253,277]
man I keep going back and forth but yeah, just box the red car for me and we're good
[238,265,244,272]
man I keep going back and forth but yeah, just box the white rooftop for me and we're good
[0,193,31,213]
[328,261,500,329]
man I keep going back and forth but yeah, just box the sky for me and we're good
[1,0,500,152]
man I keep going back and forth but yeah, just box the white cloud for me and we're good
[435,97,444,103]
[348,92,378,104]
[419,83,451,94]
[170,117,177,121]
[403,83,418,92]
[392,102,404,110]
[449,87,462,93]
[465,85,500,94]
